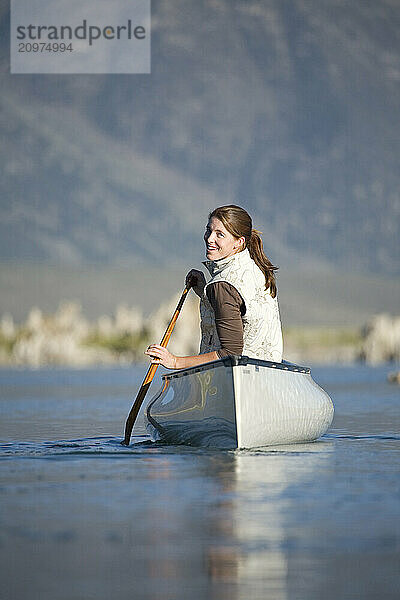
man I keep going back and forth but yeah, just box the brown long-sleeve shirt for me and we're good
[206,281,246,358]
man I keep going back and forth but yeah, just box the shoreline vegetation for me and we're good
[0,297,399,368]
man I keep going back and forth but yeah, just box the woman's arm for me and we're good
[207,282,245,357]
[144,345,219,369]
[144,282,244,369]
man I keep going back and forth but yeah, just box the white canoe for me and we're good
[146,356,334,449]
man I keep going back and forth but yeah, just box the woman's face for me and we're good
[204,217,244,260]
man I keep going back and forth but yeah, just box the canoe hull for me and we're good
[147,356,334,449]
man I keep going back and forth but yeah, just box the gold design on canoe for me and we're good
[151,371,218,417]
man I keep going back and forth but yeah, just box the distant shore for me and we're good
[0,297,398,368]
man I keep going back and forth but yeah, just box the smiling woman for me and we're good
[145,205,283,369]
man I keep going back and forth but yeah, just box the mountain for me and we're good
[1,260,400,326]
[1,0,399,274]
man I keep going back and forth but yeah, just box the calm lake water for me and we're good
[0,364,399,600]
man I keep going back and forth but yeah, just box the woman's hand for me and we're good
[186,269,206,297]
[145,344,178,369]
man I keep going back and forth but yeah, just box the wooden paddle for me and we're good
[121,284,192,446]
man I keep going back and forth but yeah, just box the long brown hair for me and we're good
[209,205,278,298]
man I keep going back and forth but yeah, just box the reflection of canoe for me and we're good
[146,356,334,449]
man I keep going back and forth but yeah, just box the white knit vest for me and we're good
[200,248,283,362]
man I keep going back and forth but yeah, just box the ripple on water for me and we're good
[0,436,151,458]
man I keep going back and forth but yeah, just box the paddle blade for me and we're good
[121,380,153,445]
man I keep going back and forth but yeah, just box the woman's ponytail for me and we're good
[248,229,278,298]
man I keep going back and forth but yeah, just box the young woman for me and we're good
[145,205,283,368]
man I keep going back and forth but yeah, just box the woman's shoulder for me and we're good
[206,280,243,299]
[206,281,245,309]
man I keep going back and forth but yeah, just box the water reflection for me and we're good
[132,441,333,599]
[204,443,333,598]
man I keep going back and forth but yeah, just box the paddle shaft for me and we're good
[122,286,191,445]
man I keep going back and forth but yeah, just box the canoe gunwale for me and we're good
[162,355,310,381]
